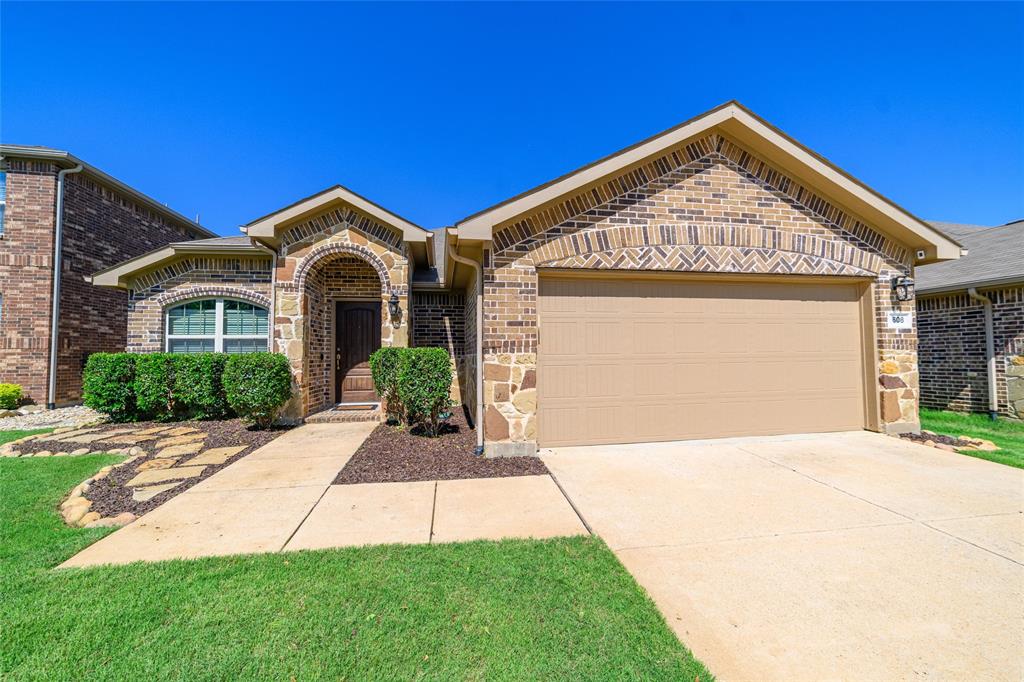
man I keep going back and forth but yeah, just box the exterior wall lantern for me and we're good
[388,292,401,319]
[891,276,915,302]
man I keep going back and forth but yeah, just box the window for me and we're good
[0,171,6,235]
[166,298,268,353]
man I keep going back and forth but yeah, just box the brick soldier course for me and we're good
[88,102,964,453]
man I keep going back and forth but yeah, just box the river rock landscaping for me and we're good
[899,429,1001,453]
[335,409,548,484]
[4,420,289,527]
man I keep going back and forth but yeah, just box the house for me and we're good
[88,102,962,455]
[0,145,215,407]
[916,220,1024,420]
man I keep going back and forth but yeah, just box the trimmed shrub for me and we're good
[0,383,22,410]
[369,347,409,424]
[83,353,137,421]
[133,353,176,420]
[222,353,292,429]
[172,353,231,420]
[397,347,453,437]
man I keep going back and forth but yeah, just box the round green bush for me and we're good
[396,347,453,437]
[369,347,409,424]
[0,383,22,410]
[83,353,137,421]
[222,353,292,429]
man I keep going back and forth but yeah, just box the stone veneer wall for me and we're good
[481,132,918,454]
[272,207,410,419]
[411,291,466,403]
[125,256,273,351]
[918,286,1024,419]
[0,159,199,404]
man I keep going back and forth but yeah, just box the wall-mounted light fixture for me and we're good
[388,292,401,318]
[891,276,915,302]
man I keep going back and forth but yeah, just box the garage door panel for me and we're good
[538,276,867,447]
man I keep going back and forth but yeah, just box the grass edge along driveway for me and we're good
[920,408,1024,469]
[1,453,711,681]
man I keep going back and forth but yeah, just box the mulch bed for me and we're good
[335,408,548,484]
[47,419,290,517]
[899,431,975,448]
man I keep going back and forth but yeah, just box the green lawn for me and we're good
[920,409,1024,469]
[1,455,710,681]
[0,428,53,446]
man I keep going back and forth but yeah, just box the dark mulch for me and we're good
[43,419,290,517]
[335,408,548,484]
[899,431,975,448]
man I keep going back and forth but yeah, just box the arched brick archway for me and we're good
[294,242,392,295]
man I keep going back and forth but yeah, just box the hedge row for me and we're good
[369,347,453,436]
[83,352,292,428]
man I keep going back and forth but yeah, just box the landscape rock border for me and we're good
[899,430,1001,453]
[60,456,142,528]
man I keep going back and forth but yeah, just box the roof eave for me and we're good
[89,242,268,289]
[0,145,216,239]
[917,274,1024,297]
[454,102,962,263]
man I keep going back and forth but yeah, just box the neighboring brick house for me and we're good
[91,102,963,454]
[916,221,1024,420]
[0,145,214,406]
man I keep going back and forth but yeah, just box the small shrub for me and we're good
[134,353,176,420]
[83,353,137,421]
[172,353,231,420]
[223,353,292,429]
[0,383,22,410]
[369,347,409,424]
[397,347,453,437]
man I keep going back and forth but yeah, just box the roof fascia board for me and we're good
[0,145,216,239]
[917,275,1024,296]
[244,185,428,243]
[454,104,961,262]
[90,243,268,289]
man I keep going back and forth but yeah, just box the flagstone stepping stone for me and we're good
[161,427,201,436]
[135,426,176,435]
[154,433,207,448]
[135,457,180,472]
[186,446,246,466]
[101,434,160,444]
[127,466,206,487]
[49,433,117,444]
[158,442,204,458]
[38,428,101,441]
[131,482,184,502]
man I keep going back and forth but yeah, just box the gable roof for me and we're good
[916,220,1024,294]
[88,236,268,289]
[454,101,962,263]
[242,184,430,244]
[0,144,215,239]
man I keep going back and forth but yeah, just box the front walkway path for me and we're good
[61,422,585,567]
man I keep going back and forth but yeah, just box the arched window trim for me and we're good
[165,297,269,353]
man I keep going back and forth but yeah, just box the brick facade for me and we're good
[481,132,918,452]
[125,256,273,351]
[0,159,200,405]
[918,287,1024,419]
[411,291,466,402]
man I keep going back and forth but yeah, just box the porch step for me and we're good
[305,405,383,424]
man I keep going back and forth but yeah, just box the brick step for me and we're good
[305,405,382,423]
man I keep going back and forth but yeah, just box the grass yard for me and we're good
[1,454,710,681]
[0,428,53,446]
[920,409,1024,469]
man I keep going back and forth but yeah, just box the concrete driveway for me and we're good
[542,431,1024,681]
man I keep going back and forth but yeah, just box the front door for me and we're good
[335,301,381,403]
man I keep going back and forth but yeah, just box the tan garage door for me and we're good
[538,276,868,447]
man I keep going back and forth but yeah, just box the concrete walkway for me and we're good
[61,422,586,567]
[542,430,1024,681]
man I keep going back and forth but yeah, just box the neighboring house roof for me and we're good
[0,144,215,239]
[88,236,268,289]
[916,220,1024,295]
[453,101,962,264]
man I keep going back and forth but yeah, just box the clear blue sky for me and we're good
[2,2,1021,235]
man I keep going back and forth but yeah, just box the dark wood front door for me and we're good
[335,301,381,403]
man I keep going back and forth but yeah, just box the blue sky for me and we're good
[2,2,1021,235]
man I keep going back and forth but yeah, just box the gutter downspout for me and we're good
[967,288,999,420]
[47,164,84,409]
[448,242,484,455]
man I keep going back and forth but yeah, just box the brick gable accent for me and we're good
[480,135,918,451]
